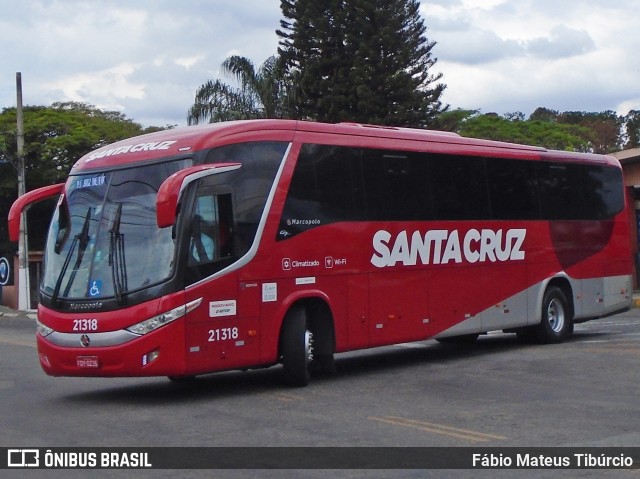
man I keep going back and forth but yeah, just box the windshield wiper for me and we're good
[109,203,128,305]
[51,208,91,306]
[53,197,71,255]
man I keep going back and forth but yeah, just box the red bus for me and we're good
[8,120,633,386]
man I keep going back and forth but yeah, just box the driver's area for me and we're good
[185,183,235,283]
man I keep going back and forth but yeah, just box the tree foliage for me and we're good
[434,107,636,153]
[276,0,446,126]
[625,110,640,149]
[556,110,623,153]
[187,55,290,124]
[0,102,163,255]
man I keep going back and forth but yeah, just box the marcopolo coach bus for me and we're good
[8,120,633,386]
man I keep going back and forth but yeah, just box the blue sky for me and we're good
[1,0,638,127]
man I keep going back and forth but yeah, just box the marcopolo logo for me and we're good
[371,228,526,268]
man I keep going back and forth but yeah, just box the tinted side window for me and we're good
[538,162,624,220]
[487,157,540,219]
[583,165,624,219]
[361,150,433,221]
[429,154,490,220]
[279,145,436,240]
[539,162,587,220]
[278,144,625,241]
[278,145,363,239]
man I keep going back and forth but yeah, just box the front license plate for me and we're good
[76,356,99,368]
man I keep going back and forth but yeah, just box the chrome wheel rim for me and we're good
[547,298,565,333]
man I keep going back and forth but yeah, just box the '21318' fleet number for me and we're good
[73,319,98,331]
[208,327,239,342]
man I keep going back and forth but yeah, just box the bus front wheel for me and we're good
[281,307,313,387]
[535,286,573,343]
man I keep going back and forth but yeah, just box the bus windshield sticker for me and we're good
[75,174,106,190]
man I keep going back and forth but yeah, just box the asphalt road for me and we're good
[1,306,640,479]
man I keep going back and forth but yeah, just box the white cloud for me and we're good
[175,55,205,71]
[426,0,640,117]
[0,0,282,126]
[1,0,639,127]
[43,63,146,103]
[525,25,595,59]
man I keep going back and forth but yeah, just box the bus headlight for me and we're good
[37,320,54,337]
[126,298,202,336]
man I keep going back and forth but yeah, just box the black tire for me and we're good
[535,286,573,343]
[515,326,537,343]
[281,307,313,387]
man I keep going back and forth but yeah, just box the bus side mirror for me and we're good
[156,163,241,228]
[8,183,65,242]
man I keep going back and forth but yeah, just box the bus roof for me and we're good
[70,119,617,173]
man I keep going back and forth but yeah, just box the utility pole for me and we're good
[16,72,30,311]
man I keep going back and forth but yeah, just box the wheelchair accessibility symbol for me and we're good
[89,280,102,297]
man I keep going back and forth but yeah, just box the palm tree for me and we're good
[187,55,290,125]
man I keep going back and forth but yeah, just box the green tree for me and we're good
[187,55,290,124]
[449,112,593,151]
[434,108,636,153]
[624,110,640,149]
[0,102,163,255]
[529,107,559,123]
[557,110,623,153]
[277,0,446,126]
[430,108,478,132]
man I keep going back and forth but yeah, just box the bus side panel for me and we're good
[603,274,633,312]
[184,316,261,374]
[345,274,370,351]
[184,274,262,374]
[601,215,633,313]
[428,266,483,338]
[368,270,431,346]
[481,263,530,331]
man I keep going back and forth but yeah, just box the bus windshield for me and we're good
[42,159,191,303]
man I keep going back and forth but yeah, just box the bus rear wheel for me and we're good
[535,286,573,343]
[281,307,314,387]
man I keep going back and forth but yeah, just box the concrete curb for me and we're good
[0,305,36,320]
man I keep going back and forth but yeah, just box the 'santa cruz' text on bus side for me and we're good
[371,228,526,268]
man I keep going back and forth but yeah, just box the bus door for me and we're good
[180,178,260,373]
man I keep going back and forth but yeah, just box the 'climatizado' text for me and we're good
[371,228,526,268]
